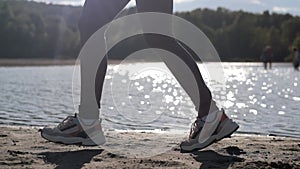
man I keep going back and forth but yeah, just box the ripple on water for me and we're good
[0,63,299,138]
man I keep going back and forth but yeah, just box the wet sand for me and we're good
[0,125,299,168]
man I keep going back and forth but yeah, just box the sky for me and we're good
[32,0,300,16]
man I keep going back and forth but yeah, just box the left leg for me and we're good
[41,0,130,146]
[79,0,130,119]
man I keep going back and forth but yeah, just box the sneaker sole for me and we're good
[41,132,106,146]
[180,119,239,153]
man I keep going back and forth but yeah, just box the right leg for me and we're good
[136,0,217,118]
[136,0,238,152]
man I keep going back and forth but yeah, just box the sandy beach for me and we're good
[0,125,299,169]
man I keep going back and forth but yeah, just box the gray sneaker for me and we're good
[180,109,239,152]
[41,114,106,146]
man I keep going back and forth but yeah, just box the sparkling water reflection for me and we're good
[0,62,299,138]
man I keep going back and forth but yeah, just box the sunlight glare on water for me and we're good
[0,62,299,137]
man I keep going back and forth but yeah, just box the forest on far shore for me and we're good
[0,0,300,62]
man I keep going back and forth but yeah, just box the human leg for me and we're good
[264,62,267,69]
[136,0,238,152]
[78,0,130,119]
[41,0,129,145]
[136,0,217,118]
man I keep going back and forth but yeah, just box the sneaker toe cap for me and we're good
[180,140,190,147]
[41,126,58,134]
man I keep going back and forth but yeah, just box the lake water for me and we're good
[0,62,299,138]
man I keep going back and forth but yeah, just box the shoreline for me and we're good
[0,125,299,168]
[0,59,122,66]
[1,123,299,139]
[0,59,295,67]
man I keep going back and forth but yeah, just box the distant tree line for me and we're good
[0,0,81,59]
[0,0,299,61]
[176,8,300,61]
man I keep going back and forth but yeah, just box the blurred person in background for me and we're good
[293,47,299,71]
[261,45,273,70]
